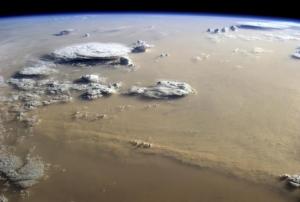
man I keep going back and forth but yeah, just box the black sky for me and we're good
[0,0,299,20]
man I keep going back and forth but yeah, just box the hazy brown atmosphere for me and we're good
[1,14,300,201]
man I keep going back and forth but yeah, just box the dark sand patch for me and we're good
[1,135,295,202]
